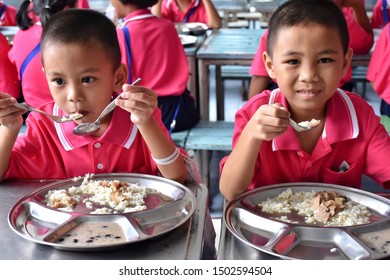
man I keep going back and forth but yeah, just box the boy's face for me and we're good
[263,24,352,117]
[42,41,126,129]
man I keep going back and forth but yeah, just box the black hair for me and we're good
[40,9,121,71]
[16,0,75,30]
[118,0,158,8]
[267,0,349,57]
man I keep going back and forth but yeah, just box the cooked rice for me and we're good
[258,188,371,226]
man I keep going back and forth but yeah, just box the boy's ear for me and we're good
[113,63,128,91]
[263,51,276,79]
[341,47,353,77]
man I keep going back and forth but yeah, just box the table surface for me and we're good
[0,179,209,260]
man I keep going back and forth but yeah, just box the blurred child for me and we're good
[0,1,17,26]
[113,0,199,133]
[8,0,72,108]
[367,23,390,131]
[152,0,221,29]
[0,8,187,184]
[219,0,390,201]
[248,0,373,100]
[0,33,20,98]
[371,0,389,28]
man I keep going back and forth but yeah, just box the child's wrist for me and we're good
[151,147,181,165]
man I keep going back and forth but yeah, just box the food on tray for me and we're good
[258,188,371,226]
[44,175,171,214]
[298,118,320,127]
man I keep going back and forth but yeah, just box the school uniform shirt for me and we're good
[117,9,188,97]
[367,24,390,104]
[5,102,170,180]
[77,0,90,8]
[161,0,208,24]
[0,2,16,26]
[8,24,52,108]
[220,89,390,190]
[371,0,390,28]
[0,33,20,98]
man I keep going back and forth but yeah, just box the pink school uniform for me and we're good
[0,33,20,98]
[220,89,390,190]
[117,9,188,96]
[371,0,390,28]
[76,0,90,8]
[8,24,52,108]
[0,2,16,26]
[367,24,390,103]
[161,0,208,23]
[5,102,172,179]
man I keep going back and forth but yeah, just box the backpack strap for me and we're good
[20,43,41,83]
[121,26,133,84]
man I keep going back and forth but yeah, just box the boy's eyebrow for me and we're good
[280,48,339,56]
[45,67,101,76]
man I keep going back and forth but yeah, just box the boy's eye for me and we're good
[318,58,333,64]
[81,76,95,84]
[287,59,300,65]
[53,78,66,86]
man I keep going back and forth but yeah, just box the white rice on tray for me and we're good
[44,174,162,214]
[258,188,371,226]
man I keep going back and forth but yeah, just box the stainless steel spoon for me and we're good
[289,118,320,132]
[13,103,82,123]
[73,78,141,136]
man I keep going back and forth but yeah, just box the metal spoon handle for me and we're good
[95,78,142,122]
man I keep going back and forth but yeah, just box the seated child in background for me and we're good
[0,1,17,26]
[219,0,390,201]
[0,33,20,99]
[151,0,222,29]
[0,8,187,184]
[8,0,73,108]
[371,0,390,28]
[367,23,390,132]
[113,0,199,133]
[247,0,373,100]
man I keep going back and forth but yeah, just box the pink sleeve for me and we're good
[0,35,20,98]
[249,30,269,76]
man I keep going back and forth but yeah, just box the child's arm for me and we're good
[203,0,222,29]
[248,75,272,100]
[116,84,186,184]
[219,104,289,201]
[151,0,162,17]
[0,93,25,182]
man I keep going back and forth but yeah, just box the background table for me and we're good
[0,179,210,260]
[197,28,264,120]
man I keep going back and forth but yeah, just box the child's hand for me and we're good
[116,84,158,125]
[247,103,290,141]
[0,92,25,129]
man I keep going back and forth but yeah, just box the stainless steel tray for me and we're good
[224,183,390,260]
[8,173,196,251]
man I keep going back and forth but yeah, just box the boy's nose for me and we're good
[299,63,319,83]
[67,87,84,102]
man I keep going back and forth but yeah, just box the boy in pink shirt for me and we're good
[113,0,199,132]
[0,9,187,184]
[8,0,71,108]
[367,23,390,131]
[0,33,20,99]
[0,1,16,26]
[219,0,390,201]
[248,0,373,100]
[371,0,390,28]
[152,0,221,29]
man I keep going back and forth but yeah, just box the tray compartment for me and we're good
[353,220,390,257]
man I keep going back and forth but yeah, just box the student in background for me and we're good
[0,1,17,26]
[219,0,390,201]
[8,0,72,108]
[367,23,390,131]
[0,33,20,98]
[248,0,373,100]
[151,0,222,29]
[371,0,390,28]
[113,0,199,133]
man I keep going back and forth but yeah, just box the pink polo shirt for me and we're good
[117,9,188,97]
[220,89,390,190]
[371,0,389,28]
[8,24,52,107]
[5,102,172,180]
[367,24,390,104]
[0,2,16,26]
[161,0,208,24]
[0,33,20,98]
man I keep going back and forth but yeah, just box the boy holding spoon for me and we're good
[0,9,188,184]
[219,0,390,201]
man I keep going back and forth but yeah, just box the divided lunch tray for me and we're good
[224,183,390,260]
[8,173,196,251]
